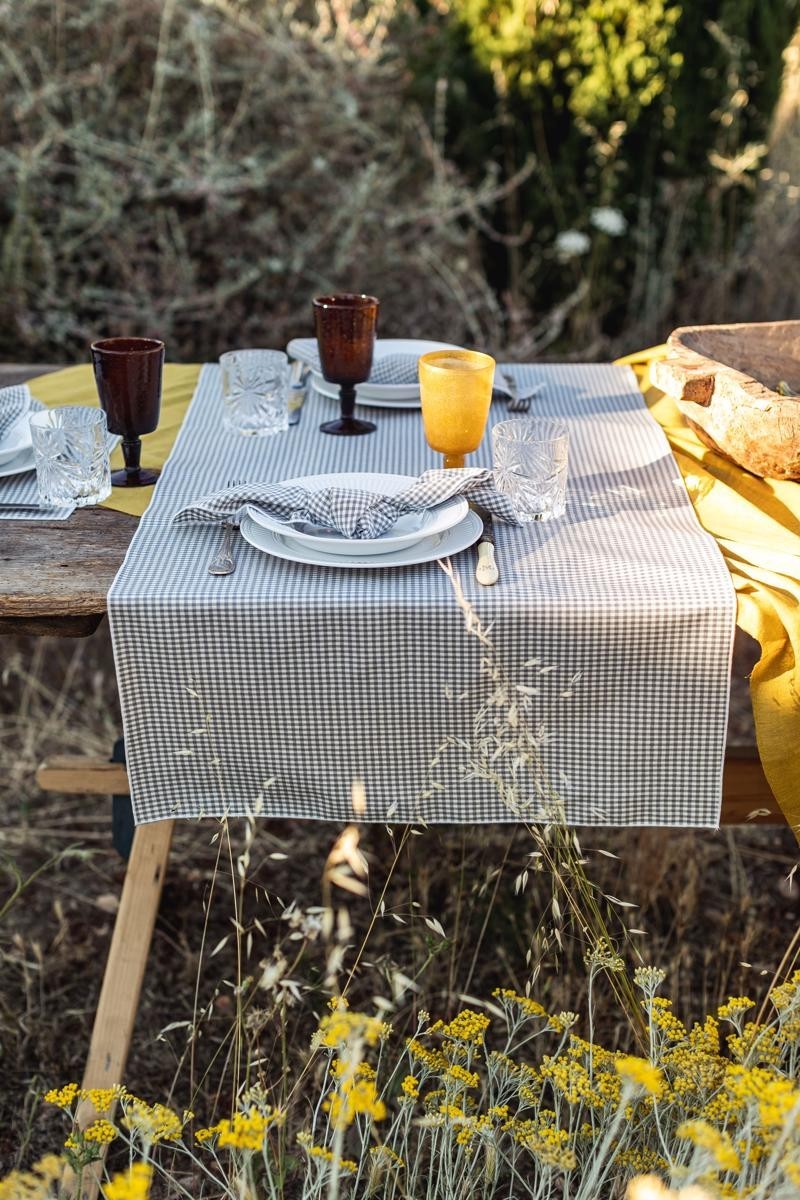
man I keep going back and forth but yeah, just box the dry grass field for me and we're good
[1,626,798,1181]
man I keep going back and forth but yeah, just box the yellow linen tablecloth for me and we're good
[617,346,800,837]
[28,357,800,833]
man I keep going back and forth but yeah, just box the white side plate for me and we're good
[0,415,33,467]
[0,446,35,478]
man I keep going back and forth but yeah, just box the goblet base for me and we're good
[319,416,376,437]
[111,467,161,487]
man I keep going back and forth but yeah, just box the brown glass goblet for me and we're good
[313,294,379,436]
[90,337,165,486]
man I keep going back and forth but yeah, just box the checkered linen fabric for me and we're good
[107,363,736,828]
[173,468,520,538]
[0,384,30,441]
[289,340,419,385]
[289,340,525,398]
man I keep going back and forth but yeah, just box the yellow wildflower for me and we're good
[401,1074,420,1099]
[446,1063,480,1089]
[647,998,688,1042]
[438,1009,490,1044]
[121,1098,183,1144]
[407,1038,448,1073]
[317,1010,384,1049]
[218,1107,275,1151]
[541,1055,599,1107]
[325,1076,386,1128]
[615,1056,664,1098]
[492,988,549,1020]
[83,1119,117,1145]
[103,1163,153,1200]
[0,1155,63,1200]
[43,1083,80,1109]
[297,1133,357,1172]
[677,1119,741,1172]
[369,1145,404,1168]
[717,997,756,1022]
[197,1106,283,1151]
[514,1119,576,1170]
[727,1022,782,1066]
[331,1057,376,1082]
[80,1086,126,1113]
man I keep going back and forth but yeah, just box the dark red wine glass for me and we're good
[90,337,165,486]
[313,294,379,436]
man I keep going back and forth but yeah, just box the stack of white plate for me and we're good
[0,413,35,478]
[240,472,482,569]
[285,338,461,409]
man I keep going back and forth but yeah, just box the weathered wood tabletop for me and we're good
[0,365,137,638]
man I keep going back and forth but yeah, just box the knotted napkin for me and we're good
[0,384,32,443]
[287,340,544,400]
[173,468,522,539]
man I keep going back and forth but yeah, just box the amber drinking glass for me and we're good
[313,294,379,436]
[90,337,165,486]
[419,349,495,468]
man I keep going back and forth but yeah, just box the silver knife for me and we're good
[0,502,44,513]
[471,503,499,585]
[288,362,309,426]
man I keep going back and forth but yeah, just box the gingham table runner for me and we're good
[108,363,736,827]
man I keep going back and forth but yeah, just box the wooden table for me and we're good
[0,361,785,1196]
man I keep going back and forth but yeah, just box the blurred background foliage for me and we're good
[0,0,798,363]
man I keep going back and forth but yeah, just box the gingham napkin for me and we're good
[0,384,31,443]
[173,467,521,539]
[288,339,539,399]
[289,339,419,386]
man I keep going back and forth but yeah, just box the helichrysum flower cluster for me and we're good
[21,969,800,1200]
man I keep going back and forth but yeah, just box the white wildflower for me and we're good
[554,229,591,258]
[590,206,627,236]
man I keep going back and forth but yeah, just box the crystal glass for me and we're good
[419,349,495,468]
[492,417,569,521]
[29,406,112,508]
[90,336,164,487]
[313,293,379,436]
[220,349,290,436]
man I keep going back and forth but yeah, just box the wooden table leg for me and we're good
[68,818,175,1200]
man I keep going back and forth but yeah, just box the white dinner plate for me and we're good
[240,507,482,569]
[287,337,462,408]
[0,445,35,478]
[245,472,469,557]
[0,415,33,467]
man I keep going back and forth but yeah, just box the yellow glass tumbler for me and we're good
[419,349,495,469]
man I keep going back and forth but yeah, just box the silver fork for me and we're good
[503,371,532,413]
[208,477,245,575]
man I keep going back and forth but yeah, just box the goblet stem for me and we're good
[319,383,376,437]
[122,436,142,478]
[340,383,356,419]
[110,436,160,487]
[443,453,466,469]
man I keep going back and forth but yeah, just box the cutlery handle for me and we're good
[208,522,236,575]
[475,540,499,586]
